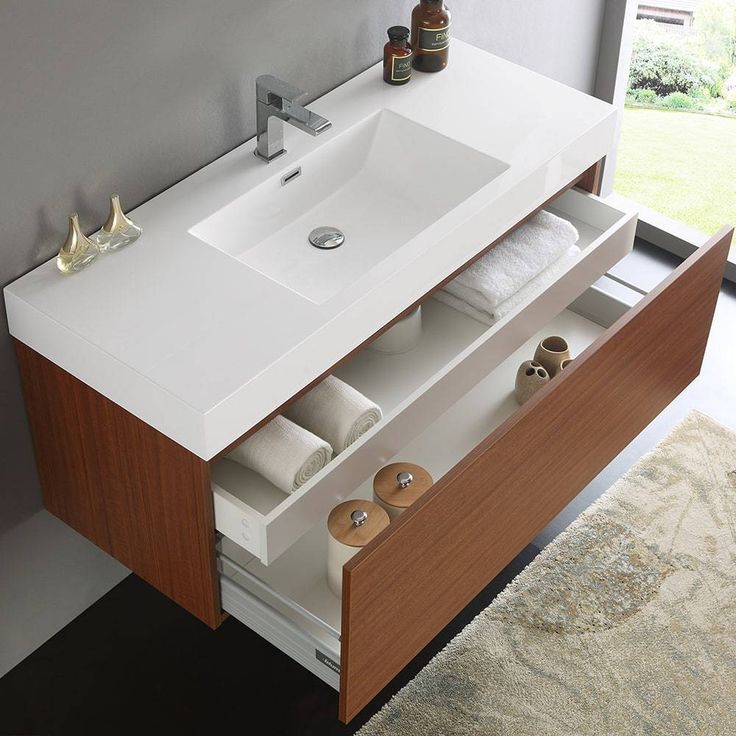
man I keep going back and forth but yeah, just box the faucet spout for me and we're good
[285,109,332,137]
[254,75,332,163]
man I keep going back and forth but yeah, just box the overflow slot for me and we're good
[280,167,302,186]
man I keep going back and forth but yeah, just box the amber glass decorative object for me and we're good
[383,26,412,85]
[411,0,450,73]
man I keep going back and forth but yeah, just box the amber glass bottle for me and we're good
[411,0,450,73]
[383,26,412,85]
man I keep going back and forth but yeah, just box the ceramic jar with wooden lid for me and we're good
[372,462,434,520]
[368,307,422,354]
[327,500,390,598]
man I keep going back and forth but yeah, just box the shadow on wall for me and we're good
[0,301,39,534]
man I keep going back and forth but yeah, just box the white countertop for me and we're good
[5,40,616,459]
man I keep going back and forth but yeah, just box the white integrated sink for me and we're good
[5,41,618,458]
[190,110,508,304]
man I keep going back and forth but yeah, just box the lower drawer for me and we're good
[217,302,611,691]
[218,225,730,723]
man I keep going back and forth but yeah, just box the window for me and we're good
[606,0,735,276]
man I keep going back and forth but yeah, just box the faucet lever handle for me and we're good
[256,74,307,105]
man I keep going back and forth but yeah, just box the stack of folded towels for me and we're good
[227,375,382,495]
[434,210,580,325]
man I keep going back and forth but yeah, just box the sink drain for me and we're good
[308,226,345,250]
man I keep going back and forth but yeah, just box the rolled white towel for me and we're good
[227,415,332,494]
[442,210,579,318]
[433,245,581,326]
[285,375,382,454]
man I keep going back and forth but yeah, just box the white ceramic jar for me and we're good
[372,462,434,520]
[326,500,390,598]
[368,307,422,354]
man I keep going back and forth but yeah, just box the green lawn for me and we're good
[614,107,736,235]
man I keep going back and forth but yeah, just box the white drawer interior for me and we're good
[219,301,629,687]
[212,189,637,565]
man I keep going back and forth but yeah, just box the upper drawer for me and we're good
[212,189,637,564]
[338,226,732,721]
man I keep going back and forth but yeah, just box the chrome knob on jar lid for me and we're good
[351,509,368,526]
[327,500,389,547]
[397,471,413,488]
[373,462,433,520]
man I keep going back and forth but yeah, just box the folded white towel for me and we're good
[227,415,332,494]
[434,245,581,326]
[285,375,382,454]
[495,244,582,321]
[442,210,579,321]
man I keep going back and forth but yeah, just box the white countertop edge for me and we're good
[5,291,208,455]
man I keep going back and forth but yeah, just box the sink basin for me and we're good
[190,110,508,304]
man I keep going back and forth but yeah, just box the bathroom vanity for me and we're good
[5,41,731,722]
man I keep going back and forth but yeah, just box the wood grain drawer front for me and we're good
[212,189,637,565]
[338,227,732,722]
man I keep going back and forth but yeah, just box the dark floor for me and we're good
[2,242,734,736]
[0,546,538,736]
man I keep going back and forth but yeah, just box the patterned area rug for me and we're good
[358,411,736,735]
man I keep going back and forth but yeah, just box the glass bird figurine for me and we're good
[92,194,142,252]
[56,213,99,274]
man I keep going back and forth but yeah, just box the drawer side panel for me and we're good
[14,342,223,629]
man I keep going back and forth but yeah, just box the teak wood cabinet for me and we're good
[14,161,733,722]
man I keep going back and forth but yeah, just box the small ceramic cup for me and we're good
[534,336,571,377]
[514,360,550,405]
[368,307,422,354]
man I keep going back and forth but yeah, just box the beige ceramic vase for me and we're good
[534,336,571,377]
[514,360,550,405]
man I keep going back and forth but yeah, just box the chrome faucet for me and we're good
[254,75,332,163]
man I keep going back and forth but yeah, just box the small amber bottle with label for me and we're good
[411,0,451,73]
[383,26,412,85]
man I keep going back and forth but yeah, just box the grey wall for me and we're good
[0,0,607,666]
[457,0,607,92]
